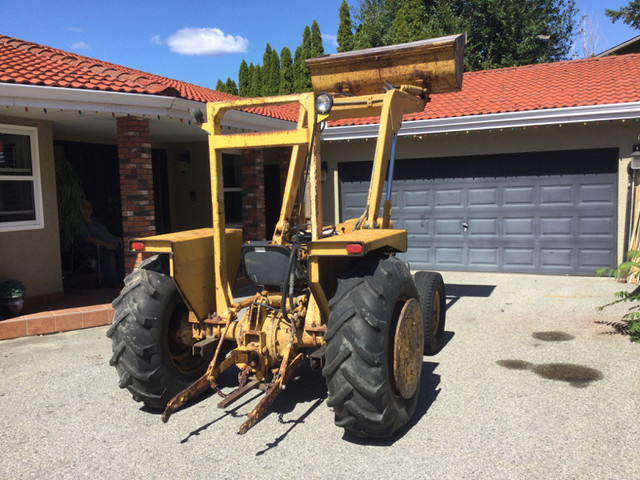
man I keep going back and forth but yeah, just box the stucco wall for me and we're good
[0,115,62,298]
[320,121,640,264]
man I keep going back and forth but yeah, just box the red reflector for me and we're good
[131,242,146,251]
[346,243,363,254]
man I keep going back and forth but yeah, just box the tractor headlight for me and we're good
[315,92,333,114]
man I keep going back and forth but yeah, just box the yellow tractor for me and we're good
[107,34,464,438]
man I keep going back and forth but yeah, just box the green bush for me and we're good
[596,252,640,343]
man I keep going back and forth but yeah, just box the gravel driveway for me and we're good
[1,272,639,479]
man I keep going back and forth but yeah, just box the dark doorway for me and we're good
[54,141,121,236]
[152,149,171,234]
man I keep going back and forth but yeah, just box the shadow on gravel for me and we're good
[446,283,496,310]
[342,360,441,446]
[255,363,328,456]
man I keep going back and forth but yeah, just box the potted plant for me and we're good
[0,279,26,316]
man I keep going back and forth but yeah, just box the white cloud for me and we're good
[70,41,90,50]
[167,28,249,56]
[322,34,338,49]
[150,35,162,45]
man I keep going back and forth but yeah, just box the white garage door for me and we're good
[339,148,618,275]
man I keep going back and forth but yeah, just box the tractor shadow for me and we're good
[254,363,328,455]
[446,283,496,310]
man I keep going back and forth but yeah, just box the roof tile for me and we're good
[2,34,640,126]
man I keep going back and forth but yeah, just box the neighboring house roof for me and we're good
[0,34,297,122]
[597,35,640,57]
[330,53,640,128]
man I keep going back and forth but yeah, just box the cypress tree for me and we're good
[225,77,238,96]
[269,48,281,95]
[262,44,275,95]
[392,0,428,44]
[238,59,249,97]
[337,0,354,52]
[310,20,325,58]
[279,46,293,94]
[215,79,226,93]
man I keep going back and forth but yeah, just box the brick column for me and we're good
[241,149,266,240]
[116,116,155,273]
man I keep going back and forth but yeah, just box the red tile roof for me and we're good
[2,34,640,127]
[0,35,298,122]
[331,54,640,127]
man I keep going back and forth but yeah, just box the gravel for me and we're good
[1,272,639,480]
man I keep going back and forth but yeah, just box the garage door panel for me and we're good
[435,189,463,207]
[468,188,498,206]
[579,217,615,236]
[338,148,618,275]
[435,247,464,265]
[503,217,535,236]
[504,186,536,206]
[579,183,616,204]
[468,248,498,266]
[540,217,573,236]
[540,185,574,205]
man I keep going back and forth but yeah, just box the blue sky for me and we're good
[2,1,638,91]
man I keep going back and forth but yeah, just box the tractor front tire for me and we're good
[415,271,446,355]
[323,256,423,438]
[106,255,210,409]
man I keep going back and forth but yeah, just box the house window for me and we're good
[222,153,242,227]
[0,124,44,231]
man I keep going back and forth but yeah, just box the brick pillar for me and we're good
[241,149,266,240]
[116,116,155,273]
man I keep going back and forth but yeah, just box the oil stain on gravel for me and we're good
[497,360,603,388]
[532,331,575,342]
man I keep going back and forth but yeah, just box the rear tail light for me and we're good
[131,241,146,251]
[346,243,364,255]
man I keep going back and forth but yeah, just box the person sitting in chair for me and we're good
[79,200,124,288]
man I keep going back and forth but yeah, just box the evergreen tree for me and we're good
[353,0,400,49]
[337,0,355,52]
[310,20,325,58]
[225,77,238,96]
[293,26,313,92]
[215,79,226,93]
[269,48,281,95]
[352,0,577,71]
[279,46,294,94]
[606,0,640,30]
[238,59,249,97]
[391,0,428,44]
[262,44,275,96]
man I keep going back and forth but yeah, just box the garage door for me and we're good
[339,148,618,275]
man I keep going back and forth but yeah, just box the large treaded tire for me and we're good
[106,255,210,409]
[415,271,446,355]
[322,255,421,438]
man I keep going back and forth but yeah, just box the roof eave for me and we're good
[322,102,640,141]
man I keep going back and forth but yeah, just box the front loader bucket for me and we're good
[306,33,465,95]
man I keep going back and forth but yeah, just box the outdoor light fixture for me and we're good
[630,144,640,170]
[177,151,191,174]
[315,92,333,114]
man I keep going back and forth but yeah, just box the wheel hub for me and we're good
[392,298,424,399]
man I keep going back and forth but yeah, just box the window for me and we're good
[222,153,242,227]
[0,124,44,231]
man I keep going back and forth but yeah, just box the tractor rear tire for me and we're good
[106,255,210,409]
[323,255,422,438]
[415,271,446,355]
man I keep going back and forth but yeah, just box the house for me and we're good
[0,34,296,306]
[2,34,640,306]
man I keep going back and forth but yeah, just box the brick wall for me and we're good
[241,149,266,240]
[116,116,155,272]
